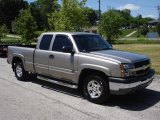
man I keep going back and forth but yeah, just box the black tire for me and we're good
[83,75,110,104]
[14,61,29,81]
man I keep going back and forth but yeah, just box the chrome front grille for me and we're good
[134,60,150,68]
[135,67,150,76]
[132,60,150,76]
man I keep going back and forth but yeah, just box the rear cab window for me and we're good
[39,34,53,50]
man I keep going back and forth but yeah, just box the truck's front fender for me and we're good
[78,64,112,77]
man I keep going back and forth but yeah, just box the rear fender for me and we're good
[12,53,26,70]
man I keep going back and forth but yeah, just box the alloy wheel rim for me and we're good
[87,80,102,98]
[16,65,23,78]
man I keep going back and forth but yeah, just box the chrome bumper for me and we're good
[109,69,155,95]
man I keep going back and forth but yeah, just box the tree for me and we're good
[0,0,28,30]
[30,2,45,30]
[117,9,131,27]
[134,15,151,29]
[135,15,142,37]
[13,8,37,44]
[156,23,160,34]
[30,0,60,30]
[141,24,149,36]
[83,7,98,26]
[0,24,8,42]
[48,0,89,31]
[98,10,123,43]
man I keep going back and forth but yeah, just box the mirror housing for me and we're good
[62,46,75,54]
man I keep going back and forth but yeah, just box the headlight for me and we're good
[120,63,135,77]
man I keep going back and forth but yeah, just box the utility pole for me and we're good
[137,14,141,37]
[98,0,101,20]
[157,5,160,40]
[157,5,160,22]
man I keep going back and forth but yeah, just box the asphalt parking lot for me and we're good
[0,56,160,120]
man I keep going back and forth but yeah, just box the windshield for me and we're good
[73,34,112,52]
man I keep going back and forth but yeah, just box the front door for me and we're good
[48,35,77,82]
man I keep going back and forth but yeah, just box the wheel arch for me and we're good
[12,55,25,71]
[78,68,109,90]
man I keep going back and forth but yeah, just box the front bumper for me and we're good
[109,69,155,95]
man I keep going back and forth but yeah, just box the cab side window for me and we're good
[52,35,73,52]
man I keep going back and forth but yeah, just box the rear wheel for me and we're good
[83,75,110,104]
[14,61,29,81]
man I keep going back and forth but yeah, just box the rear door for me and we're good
[34,34,53,75]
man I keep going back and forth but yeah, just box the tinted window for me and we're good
[52,35,72,52]
[39,35,53,50]
[73,35,112,52]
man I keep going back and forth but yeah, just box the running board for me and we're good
[37,76,78,89]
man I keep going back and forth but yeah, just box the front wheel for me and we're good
[14,62,29,81]
[83,75,110,104]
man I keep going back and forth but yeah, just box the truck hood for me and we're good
[90,50,149,63]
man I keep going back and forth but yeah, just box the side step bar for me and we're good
[37,76,78,89]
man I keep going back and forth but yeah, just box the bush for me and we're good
[0,24,8,42]
[140,24,149,36]
[98,10,124,44]
[34,31,44,37]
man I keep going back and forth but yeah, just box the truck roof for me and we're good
[41,32,97,36]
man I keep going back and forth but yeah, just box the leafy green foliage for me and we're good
[140,24,149,36]
[121,29,136,37]
[30,0,60,30]
[30,2,45,30]
[98,10,123,43]
[0,24,8,42]
[13,8,37,44]
[83,7,98,26]
[48,0,89,31]
[116,9,131,27]
[155,23,160,34]
[0,0,28,30]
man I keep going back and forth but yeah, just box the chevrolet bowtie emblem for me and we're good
[142,65,147,70]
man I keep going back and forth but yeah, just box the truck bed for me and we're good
[7,46,36,73]
[0,42,36,55]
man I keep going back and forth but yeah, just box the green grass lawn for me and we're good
[2,37,20,40]
[1,36,21,43]
[121,28,160,38]
[121,29,145,38]
[114,44,160,75]
[121,29,136,37]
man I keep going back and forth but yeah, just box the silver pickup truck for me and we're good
[7,32,155,104]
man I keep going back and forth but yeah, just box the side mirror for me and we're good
[62,46,75,54]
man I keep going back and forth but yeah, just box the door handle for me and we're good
[49,55,54,59]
